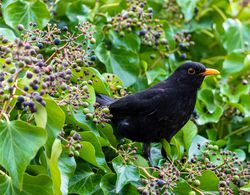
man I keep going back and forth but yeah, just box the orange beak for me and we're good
[202,68,220,76]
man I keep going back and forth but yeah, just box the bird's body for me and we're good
[96,62,219,144]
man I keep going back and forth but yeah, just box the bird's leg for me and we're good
[143,143,154,166]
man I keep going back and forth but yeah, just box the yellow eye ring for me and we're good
[188,68,196,75]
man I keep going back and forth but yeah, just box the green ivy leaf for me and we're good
[0,120,47,189]
[112,155,140,193]
[222,19,250,53]
[108,30,140,53]
[3,0,50,30]
[83,67,111,95]
[96,42,140,87]
[0,21,16,40]
[79,131,110,171]
[173,178,192,195]
[100,173,116,195]
[34,102,47,128]
[45,98,65,157]
[176,0,199,21]
[188,135,209,160]
[69,163,102,194]
[49,139,63,195]
[0,173,53,195]
[196,170,219,192]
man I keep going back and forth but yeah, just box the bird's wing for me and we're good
[109,88,168,114]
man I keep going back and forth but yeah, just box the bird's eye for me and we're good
[188,68,196,75]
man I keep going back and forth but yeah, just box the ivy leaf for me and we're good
[82,67,111,95]
[196,170,219,192]
[49,139,63,195]
[0,174,53,195]
[0,21,16,40]
[45,98,65,157]
[173,178,192,195]
[108,30,141,53]
[34,102,47,128]
[112,155,140,193]
[100,173,116,195]
[96,42,140,87]
[222,19,250,53]
[0,120,47,189]
[79,131,110,171]
[188,135,209,160]
[176,0,198,21]
[3,0,50,30]
[69,163,102,194]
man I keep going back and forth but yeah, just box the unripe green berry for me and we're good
[193,180,200,187]
[188,191,196,195]
[83,108,89,114]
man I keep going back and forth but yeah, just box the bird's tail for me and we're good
[96,94,115,106]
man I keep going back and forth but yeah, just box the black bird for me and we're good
[96,62,219,159]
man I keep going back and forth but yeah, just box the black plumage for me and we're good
[96,62,219,144]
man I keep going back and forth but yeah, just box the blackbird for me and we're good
[96,62,219,157]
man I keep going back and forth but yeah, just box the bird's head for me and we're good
[171,61,220,89]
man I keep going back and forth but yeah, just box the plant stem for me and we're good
[45,42,69,64]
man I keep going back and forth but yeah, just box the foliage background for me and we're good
[0,0,249,194]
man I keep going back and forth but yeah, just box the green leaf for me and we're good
[96,42,140,87]
[58,152,76,195]
[79,141,101,168]
[108,30,140,53]
[222,52,245,75]
[45,98,65,157]
[196,101,223,125]
[69,163,102,194]
[3,0,50,30]
[181,120,198,150]
[82,67,111,95]
[112,155,140,193]
[240,181,250,193]
[49,139,62,195]
[97,123,118,147]
[188,135,209,160]
[222,19,250,53]
[198,89,216,113]
[173,178,192,195]
[176,0,199,21]
[0,120,47,189]
[34,102,47,128]
[146,67,166,85]
[221,84,248,103]
[100,173,116,195]
[0,21,16,40]
[0,174,53,195]
[66,106,98,134]
[79,131,110,171]
[196,170,219,192]
[233,149,246,161]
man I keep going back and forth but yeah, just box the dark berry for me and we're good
[62,26,68,31]
[139,29,146,36]
[180,53,187,59]
[37,43,44,49]
[179,43,187,50]
[17,24,24,31]
[24,86,29,91]
[54,38,60,45]
[155,33,161,39]
[90,56,96,61]
[32,84,38,90]
[17,96,25,103]
[26,72,33,79]
[156,179,164,186]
